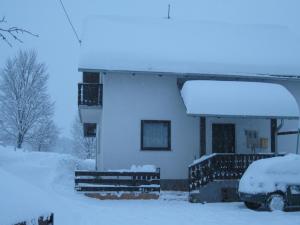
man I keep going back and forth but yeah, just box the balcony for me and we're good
[78,83,103,123]
[78,83,102,106]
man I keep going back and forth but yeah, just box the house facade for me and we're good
[77,16,300,191]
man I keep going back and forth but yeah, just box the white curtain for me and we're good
[143,122,168,148]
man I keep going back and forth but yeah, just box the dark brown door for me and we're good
[212,123,235,153]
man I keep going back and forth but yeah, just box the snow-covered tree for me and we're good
[28,118,59,152]
[0,50,55,149]
[71,116,96,159]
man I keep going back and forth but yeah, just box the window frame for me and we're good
[140,120,171,151]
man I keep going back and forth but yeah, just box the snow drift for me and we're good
[0,168,53,225]
[0,146,95,225]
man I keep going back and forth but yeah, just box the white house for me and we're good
[77,16,300,192]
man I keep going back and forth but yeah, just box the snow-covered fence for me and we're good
[14,213,54,225]
[189,154,283,192]
[78,83,103,106]
[75,169,160,193]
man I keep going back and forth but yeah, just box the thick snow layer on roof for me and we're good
[79,16,300,76]
[238,154,300,194]
[181,80,299,118]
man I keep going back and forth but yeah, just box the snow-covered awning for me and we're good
[181,81,299,119]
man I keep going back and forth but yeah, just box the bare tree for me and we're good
[71,116,96,159]
[0,17,38,47]
[0,119,6,146]
[0,50,54,149]
[28,118,59,152]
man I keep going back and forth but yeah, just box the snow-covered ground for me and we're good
[0,147,299,225]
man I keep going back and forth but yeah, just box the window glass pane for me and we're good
[143,121,169,149]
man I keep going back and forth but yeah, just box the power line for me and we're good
[58,0,81,45]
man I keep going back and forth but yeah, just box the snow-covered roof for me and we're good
[79,16,300,77]
[180,80,299,118]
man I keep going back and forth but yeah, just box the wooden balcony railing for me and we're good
[188,153,283,192]
[78,83,102,106]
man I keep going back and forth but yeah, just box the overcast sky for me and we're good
[1,0,299,137]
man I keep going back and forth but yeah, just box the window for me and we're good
[84,123,97,137]
[141,120,171,150]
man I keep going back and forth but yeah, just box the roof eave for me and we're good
[78,67,300,81]
[186,113,299,120]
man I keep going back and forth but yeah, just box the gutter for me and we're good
[78,68,300,82]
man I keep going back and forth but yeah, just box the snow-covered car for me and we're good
[238,154,300,211]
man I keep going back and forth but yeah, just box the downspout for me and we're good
[296,128,300,154]
[275,119,284,155]
[95,125,99,171]
[295,94,300,154]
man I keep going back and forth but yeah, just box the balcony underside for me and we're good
[79,105,101,123]
[78,82,102,123]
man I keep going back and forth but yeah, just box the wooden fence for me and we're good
[75,170,160,193]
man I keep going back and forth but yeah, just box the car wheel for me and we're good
[267,194,286,211]
[244,201,261,210]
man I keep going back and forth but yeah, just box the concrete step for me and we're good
[189,180,241,203]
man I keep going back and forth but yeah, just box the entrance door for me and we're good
[212,123,235,153]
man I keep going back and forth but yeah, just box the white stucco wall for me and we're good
[99,74,199,179]
[96,73,300,180]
